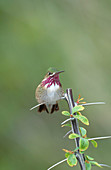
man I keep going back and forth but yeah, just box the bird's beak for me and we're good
[51,70,64,76]
[55,70,64,75]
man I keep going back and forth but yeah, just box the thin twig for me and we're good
[81,102,105,106]
[47,158,67,170]
[63,130,72,138]
[88,136,111,141]
[61,118,74,125]
[99,164,111,168]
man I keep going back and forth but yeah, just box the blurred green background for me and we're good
[0,0,111,169]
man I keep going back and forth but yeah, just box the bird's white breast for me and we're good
[45,83,60,104]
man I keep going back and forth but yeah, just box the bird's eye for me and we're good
[48,72,52,75]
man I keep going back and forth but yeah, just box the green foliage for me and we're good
[72,105,84,113]
[65,152,70,158]
[67,154,77,167]
[85,155,94,161]
[79,138,89,151]
[90,161,102,168]
[91,140,98,148]
[85,154,103,169]
[61,95,108,169]
[79,127,87,137]
[69,133,81,139]
[85,161,92,170]
[62,111,70,116]
[85,155,102,169]
[73,114,89,125]
[62,95,109,170]
[73,147,79,152]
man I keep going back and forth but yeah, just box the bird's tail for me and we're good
[38,104,49,113]
[51,103,59,114]
[38,103,59,114]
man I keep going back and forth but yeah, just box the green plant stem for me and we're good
[65,88,86,170]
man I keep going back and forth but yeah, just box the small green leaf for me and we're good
[73,147,79,152]
[79,138,89,151]
[72,105,84,113]
[69,133,81,139]
[86,155,94,161]
[65,152,70,158]
[90,161,102,168]
[85,161,91,170]
[61,123,71,127]
[79,127,87,137]
[91,140,98,148]
[67,154,77,167]
[74,115,89,125]
[62,111,70,116]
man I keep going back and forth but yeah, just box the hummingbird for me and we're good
[34,67,64,114]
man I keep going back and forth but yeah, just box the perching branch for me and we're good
[47,90,111,170]
[65,89,86,170]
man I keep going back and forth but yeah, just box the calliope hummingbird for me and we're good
[35,67,64,114]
